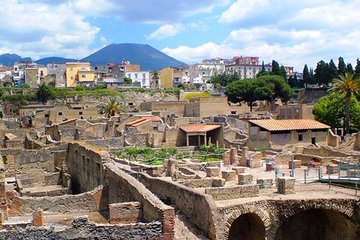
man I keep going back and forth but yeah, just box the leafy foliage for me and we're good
[36,83,53,103]
[313,92,360,131]
[329,73,360,134]
[99,97,123,118]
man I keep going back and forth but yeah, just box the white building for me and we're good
[126,71,150,88]
[189,63,225,85]
[225,64,272,79]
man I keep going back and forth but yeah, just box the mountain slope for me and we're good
[0,54,32,66]
[35,57,78,65]
[81,43,185,70]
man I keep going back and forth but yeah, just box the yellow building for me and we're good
[159,67,182,89]
[37,66,48,83]
[65,62,93,87]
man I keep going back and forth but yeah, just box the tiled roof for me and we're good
[249,119,330,131]
[126,116,162,127]
[180,124,221,133]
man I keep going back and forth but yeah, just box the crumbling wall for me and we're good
[130,170,221,240]
[105,163,174,236]
[13,187,104,214]
[0,217,163,240]
[67,143,109,193]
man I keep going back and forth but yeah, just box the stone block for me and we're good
[166,159,178,177]
[33,208,44,227]
[276,177,295,194]
[326,164,338,174]
[256,178,273,189]
[240,147,248,166]
[179,179,213,188]
[232,166,246,174]
[238,173,253,185]
[266,163,274,171]
[109,202,142,224]
[205,185,259,200]
[223,153,230,166]
[206,167,220,177]
[211,178,226,187]
[288,160,302,169]
[221,170,237,181]
[230,148,239,165]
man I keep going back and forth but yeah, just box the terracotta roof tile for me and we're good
[249,119,330,131]
[180,124,221,133]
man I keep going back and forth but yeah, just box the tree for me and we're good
[99,97,123,118]
[314,60,332,86]
[36,83,53,103]
[303,64,310,88]
[338,57,346,76]
[225,79,273,112]
[329,59,338,80]
[355,58,360,79]
[347,63,354,74]
[329,73,360,134]
[210,72,240,87]
[123,77,132,84]
[225,75,293,111]
[279,65,287,80]
[313,92,360,131]
[258,75,294,103]
[271,60,280,75]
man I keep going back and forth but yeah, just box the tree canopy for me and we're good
[36,83,53,103]
[313,92,360,131]
[225,75,293,111]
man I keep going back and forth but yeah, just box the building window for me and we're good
[82,75,86,78]
[298,134,303,141]
[58,112,62,116]
[79,112,83,115]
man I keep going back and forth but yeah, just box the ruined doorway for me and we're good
[228,213,265,240]
[275,209,357,240]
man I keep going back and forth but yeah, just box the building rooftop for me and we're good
[249,119,330,131]
[180,124,221,133]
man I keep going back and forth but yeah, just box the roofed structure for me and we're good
[249,119,330,132]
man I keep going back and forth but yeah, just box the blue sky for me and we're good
[1,0,360,71]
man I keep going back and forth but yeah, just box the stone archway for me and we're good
[228,213,266,240]
[275,208,358,240]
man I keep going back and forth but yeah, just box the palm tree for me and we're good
[330,72,360,134]
[99,97,123,118]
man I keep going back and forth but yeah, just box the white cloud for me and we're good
[219,0,270,23]
[162,25,360,71]
[0,0,100,59]
[148,24,183,40]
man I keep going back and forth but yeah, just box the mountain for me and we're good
[0,54,32,66]
[35,57,78,65]
[81,43,186,70]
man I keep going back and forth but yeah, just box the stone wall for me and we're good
[130,170,221,239]
[11,187,104,215]
[66,143,175,239]
[66,143,109,193]
[205,185,259,201]
[105,163,174,238]
[0,217,163,240]
[85,138,124,149]
[0,149,56,185]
